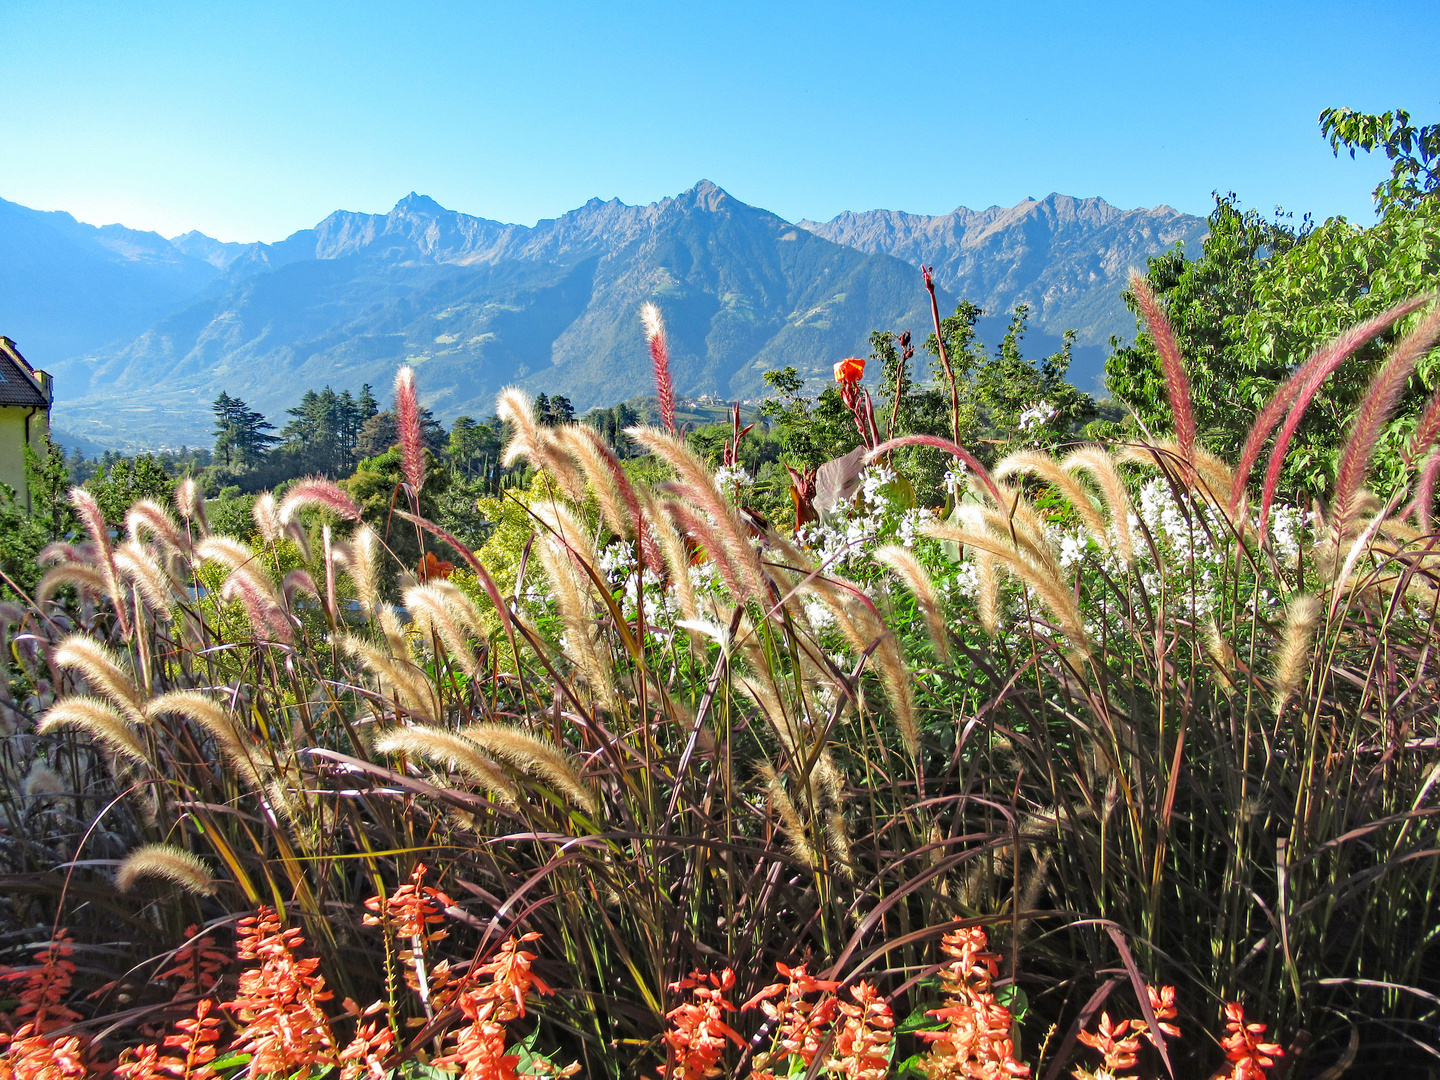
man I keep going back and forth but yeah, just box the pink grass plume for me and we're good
[1130,272,1196,464]
[641,302,676,434]
[1230,294,1433,519]
[394,365,425,495]
[1332,300,1440,532]
[279,478,363,525]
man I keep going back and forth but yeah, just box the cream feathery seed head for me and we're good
[53,634,144,720]
[1063,445,1134,566]
[195,536,257,572]
[873,544,950,663]
[496,386,539,467]
[115,541,177,614]
[146,691,264,790]
[373,725,519,808]
[640,301,664,343]
[351,525,382,616]
[758,762,815,870]
[23,761,66,801]
[252,493,282,543]
[37,564,110,605]
[125,500,185,554]
[1274,594,1321,716]
[461,722,599,817]
[997,449,1112,556]
[116,844,216,896]
[343,636,438,721]
[174,477,209,533]
[403,583,481,677]
[38,696,147,765]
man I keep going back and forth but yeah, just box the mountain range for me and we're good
[0,185,1207,450]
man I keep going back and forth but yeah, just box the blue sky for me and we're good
[1,1,1434,242]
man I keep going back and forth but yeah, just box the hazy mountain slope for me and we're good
[799,194,1207,344]
[54,183,948,448]
[0,197,224,364]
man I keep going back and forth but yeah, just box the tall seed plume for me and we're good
[1273,594,1321,716]
[1229,294,1432,514]
[997,450,1111,554]
[1130,271,1196,464]
[351,524,382,615]
[758,762,815,870]
[873,545,950,662]
[640,302,676,434]
[38,697,147,765]
[373,725,519,808]
[53,635,145,721]
[280,479,363,525]
[462,723,599,817]
[1063,445,1134,566]
[394,365,425,496]
[125,500,185,554]
[343,635,439,721]
[174,477,210,535]
[147,690,264,791]
[1332,303,1440,534]
[116,844,216,896]
[70,486,129,632]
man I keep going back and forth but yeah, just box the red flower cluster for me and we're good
[432,932,576,1080]
[1220,1002,1284,1080]
[1075,983,1181,1076]
[658,968,744,1080]
[917,926,1030,1079]
[225,906,339,1078]
[745,962,840,1075]
[0,930,88,1080]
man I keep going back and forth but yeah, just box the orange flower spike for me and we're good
[827,981,894,1080]
[834,357,865,385]
[1136,983,1181,1043]
[1078,1011,1142,1073]
[661,969,743,1080]
[1220,1002,1283,1079]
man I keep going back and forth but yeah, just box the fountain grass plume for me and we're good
[461,722,599,817]
[147,690,264,791]
[1229,294,1433,514]
[343,635,439,722]
[116,844,216,896]
[221,567,294,646]
[114,540,177,615]
[70,486,129,633]
[125,500,186,554]
[395,365,425,496]
[1273,594,1320,717]
[372,725,520,809]
[54,634,145,721]
[1332,302,1440,533]
[873,544,950,663]
[38,696,146,765]
[1062,445,1134,565]
[280,479,363,525]
[997,449,1113,555]
[1130,271,1196,464]
[641,302,676,434]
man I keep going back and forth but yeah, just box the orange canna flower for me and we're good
[418,550,456,581]
[834,357,865,385]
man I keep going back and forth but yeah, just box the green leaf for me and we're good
[996,984,1029,1021]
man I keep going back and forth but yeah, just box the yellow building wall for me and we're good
[0,405,49,513]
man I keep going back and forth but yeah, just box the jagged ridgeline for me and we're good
[5,184,1205,450]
